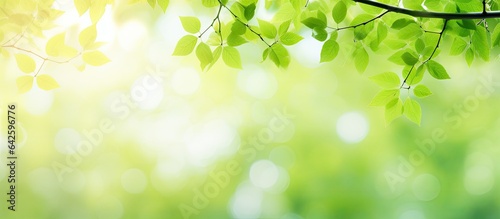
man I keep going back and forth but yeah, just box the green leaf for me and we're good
[320,39,339,63]
[301,17,326,29]
[312,27,328,41]
[369,72,400,88]
[222,46,242,68]
[354,47,369,73]
[415,38,425,54]
[262,47,270,61]
[413,84,432,98]
[465,48,474,66]
[401,52,418,66]
[158,0,169,12]
[278,20,291,36]
[398,23,422,39]
[449,37,467,55]
[403,64,425,85]
[273,2,295,23]
[385,98,403,124]
[207,45,222,70]
[258,19,277,39]
[227,33,247,46]
[458,19,476,30]
[370,89,400,106]
[426,60,450,79]
[180,17,201,34]
[202,0,219,7]
[231,21,246,35]
[354,26,369,40]
[269,43,290,68]
[245,3,256,21]
[391,18,414,29]
[79,25,97,48]
[15,54,36,73]
[36,74,60,91]
[172,35,198,56]
[147,0,156,8]
[403,98,421,125]
[196,42,213,70]
[280,32,303,45]
[82,51,110,66]
[377,22,388,42]
[492,24,500,46]
[16,76,33,94]
[332,1,347,23]
[472,26,490,61]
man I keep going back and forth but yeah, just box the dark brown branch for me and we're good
[354,0,500,19]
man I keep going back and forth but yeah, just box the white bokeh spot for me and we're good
[412,174,441,201]
[171,67,201,95]
[250,160,279,189]
[336,112,369,144]
[121,168,147,194]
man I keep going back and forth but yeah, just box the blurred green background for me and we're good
[1,0,500,218]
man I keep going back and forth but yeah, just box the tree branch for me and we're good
[329,11,389,30]
[354,0,500,19]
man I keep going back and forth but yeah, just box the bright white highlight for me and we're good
[121,169,147,194]
[230,183,263,219]
[171,67,201,95]
[336,112,369,144]
[250,160,279,189]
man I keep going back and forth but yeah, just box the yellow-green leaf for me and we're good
[222,46,242,69]
[15,54,36,73]
[273,2,296,23]
[147,0,156,8]
[354,46,369,73]
[46,33,66,57]
[369,72,400,88]
[172,35,198,56]
[82,51,110,66]
[89,1,106,24]
[196,42,213,70]
[403,98,421,125]
[413,84,432,98]
[158,0,169,12]
[79,25,97,48]
[385,98,403,125]
[332,1,347,23]
[16,76,33,94]
[36,75,59,90]
[74,0,90,16]
[179,16,201,34]
[370,89,400,106]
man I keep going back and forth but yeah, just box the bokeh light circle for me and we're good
[55,128,82,154]
[412,174,441,201]
[229,182,263,219]
[250,160,279,189]
[336,112,369,144]
[171,67,200,95]
[121,168,147,194]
